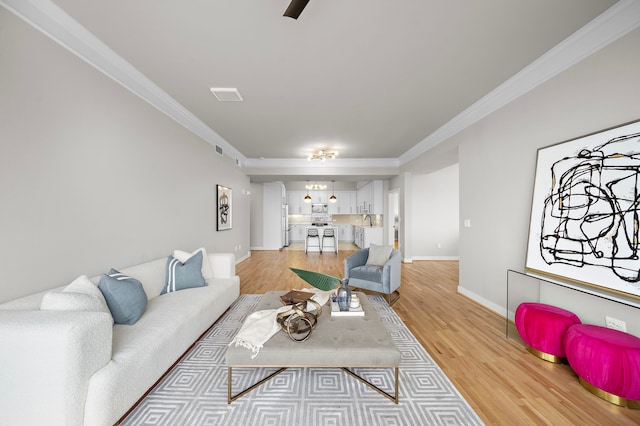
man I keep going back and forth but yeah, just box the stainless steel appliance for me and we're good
[311,203,328,214]
[282,204,290,247]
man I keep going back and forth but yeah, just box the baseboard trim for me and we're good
[457,285,504,317]
[235,252,251,264]
[412,256,460,261]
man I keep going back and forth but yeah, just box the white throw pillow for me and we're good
[41,275,113,321]
[41,291,110,314]
[174,247,214,280]
[366,245,394,267]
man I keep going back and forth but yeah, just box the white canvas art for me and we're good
[526,120,640,299]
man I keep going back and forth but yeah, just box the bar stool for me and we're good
[321,228,337,253]
[305,228,321,253]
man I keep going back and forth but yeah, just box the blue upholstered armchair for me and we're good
[344,247,401,305]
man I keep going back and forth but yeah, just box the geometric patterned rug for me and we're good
[122,294,484,425]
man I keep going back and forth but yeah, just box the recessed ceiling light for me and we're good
[210,88,243,102]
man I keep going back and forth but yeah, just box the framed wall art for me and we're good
[525,119,640,299]
[216,185,232,231]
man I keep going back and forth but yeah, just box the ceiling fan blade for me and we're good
[284,0,310,19]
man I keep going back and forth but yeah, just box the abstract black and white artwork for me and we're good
[217,185,232,231]
[526,120,640,299]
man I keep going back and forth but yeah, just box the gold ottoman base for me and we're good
[578,377,640,409]
[525,346,565,364]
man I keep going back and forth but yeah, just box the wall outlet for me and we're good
[605,316,627,332]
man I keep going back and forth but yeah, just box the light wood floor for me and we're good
[236,249,640,425]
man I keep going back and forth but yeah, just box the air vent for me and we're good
[210,88,243,102]
[215,145,224,156]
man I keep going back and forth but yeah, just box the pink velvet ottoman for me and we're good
[515,302,581,363]
[564,324,640,409]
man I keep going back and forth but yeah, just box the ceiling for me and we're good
[8,0,623,182]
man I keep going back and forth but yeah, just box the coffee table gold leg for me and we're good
[228,367,288,404]
[341,367,399,404]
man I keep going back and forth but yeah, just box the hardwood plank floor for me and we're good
[236,249,640,425]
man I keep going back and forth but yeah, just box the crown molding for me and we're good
[0,0,246,164]
[398,0,640,165]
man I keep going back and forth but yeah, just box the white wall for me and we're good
[249,183,264,249]
[0,9,250,303]
[411,164,459,259]
[402,27,640,332]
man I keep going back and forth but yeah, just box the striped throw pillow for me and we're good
[162,250,207,294]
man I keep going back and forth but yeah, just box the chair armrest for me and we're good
[208,253,236,279]
[344,248,370,278]
[381,250,402,293]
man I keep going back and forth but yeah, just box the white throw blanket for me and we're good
[229,289,333,358]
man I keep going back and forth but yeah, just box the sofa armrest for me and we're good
[344,248,370,278]
[208,253,237,279]
[0,310,112,426]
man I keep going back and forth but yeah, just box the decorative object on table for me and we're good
[216,185,232,231]
[280,290,314,305]
[288,267,341,291]
[331,300,365,317]
[525,119,640,298]
[350,295,360,309]
[336,278,352,311]
[276,299,322,342]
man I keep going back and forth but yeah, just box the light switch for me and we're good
[464,219,471,228]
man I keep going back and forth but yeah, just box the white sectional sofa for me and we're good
[0,250,240,426]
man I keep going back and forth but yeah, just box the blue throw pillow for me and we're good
[98,269,148,325]
[162,250,207,294]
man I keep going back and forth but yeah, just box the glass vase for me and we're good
[337,279,352,311]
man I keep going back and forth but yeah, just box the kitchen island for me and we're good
[304,226,339,253]
[354,226,383,248]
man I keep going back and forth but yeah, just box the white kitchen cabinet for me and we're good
[338,224,353,242]
[328,191,356,214]
[356,180,384,214]
[287,191,311,214]
[354,226,383,248]
[309,190,328,204]
[287,191,301,214]
[289,224,306,242]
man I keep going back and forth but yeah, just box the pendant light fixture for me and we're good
[329,180,337,203]
[304,181,312,203]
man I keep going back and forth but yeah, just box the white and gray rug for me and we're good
[122,295,484,425]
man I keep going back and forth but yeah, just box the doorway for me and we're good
[388,190,400,249]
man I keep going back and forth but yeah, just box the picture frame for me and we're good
[216,185,232,231]
[525,119,640,299]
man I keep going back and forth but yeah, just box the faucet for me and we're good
[364,214,373,227]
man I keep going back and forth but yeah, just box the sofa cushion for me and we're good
[174,248,214,280]
[366,245,393,266]
[162,251,207,294]
[99,269,147,325]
